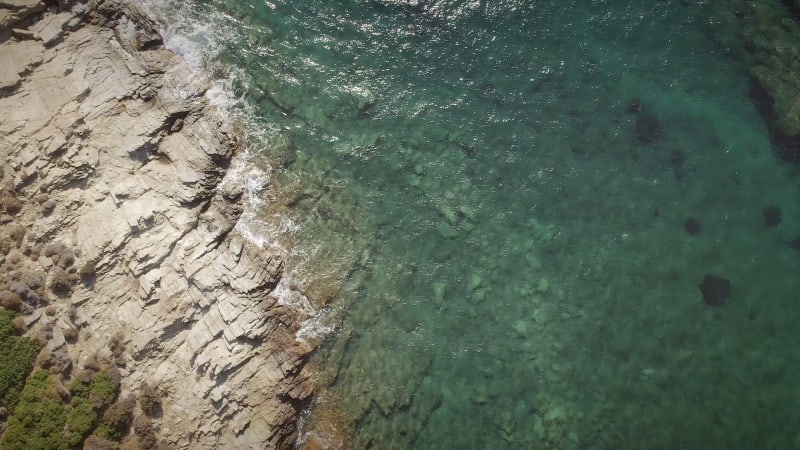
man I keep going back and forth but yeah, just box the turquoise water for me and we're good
[147,1,800,448]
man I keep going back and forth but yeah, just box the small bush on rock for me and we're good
[0,193,22,216]
[0,237,13,256]
[50,267,78,295]
[109,332,126,367]
[83,354,104,372]
[138,383,161,417]
[79,260,97,279]
[96,396,135,441]
[0,291,22,311]
[57,251,76,269]
[6,225,25,245]
[11,316,26,334]
[132,415,157,449]
[38,323,53,341]
[6,252,21,266]
[42,242,67,258]
[28,243,42,261]
[63,327,79,342]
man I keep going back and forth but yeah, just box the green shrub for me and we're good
[0,308,40,409]
[65,398,98,447]
[1,365,122,450]
[0,370,68,450]
[68,368,120,410]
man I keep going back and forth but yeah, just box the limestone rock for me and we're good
[0,38,43,91]
[29,10,71,45]
[0,0,45,34]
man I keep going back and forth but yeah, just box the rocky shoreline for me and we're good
[0,1,315,448]
[708,0,800,163]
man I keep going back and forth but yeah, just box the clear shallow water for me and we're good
[142,1,800,448]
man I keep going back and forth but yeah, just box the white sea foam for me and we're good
[295,305,339,345]
[271,277,315,316]
[131,0,228,68]
[130,0,338,340]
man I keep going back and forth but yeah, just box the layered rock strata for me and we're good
[0,1,314,447]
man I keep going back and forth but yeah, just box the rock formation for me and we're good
[709,0,800,161]
[0,1,316,447]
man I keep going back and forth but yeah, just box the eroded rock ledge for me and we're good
[0,1,314,447]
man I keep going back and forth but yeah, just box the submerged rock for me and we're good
[763,205,782,228]
[684,218,702,236]
[700,274,731,307]
[635,113,663,145]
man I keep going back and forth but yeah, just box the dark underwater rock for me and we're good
[763,205,782,228]
[635,113,663,144]
[700,274,731,307]
[747,78,800,163]
[684,218,702,235]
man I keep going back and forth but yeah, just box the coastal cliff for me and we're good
[0,1,314,447]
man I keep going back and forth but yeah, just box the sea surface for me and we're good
[138,1,800,448]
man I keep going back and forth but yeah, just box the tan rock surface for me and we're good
[0,1,314,448]
[0,0,44,34]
